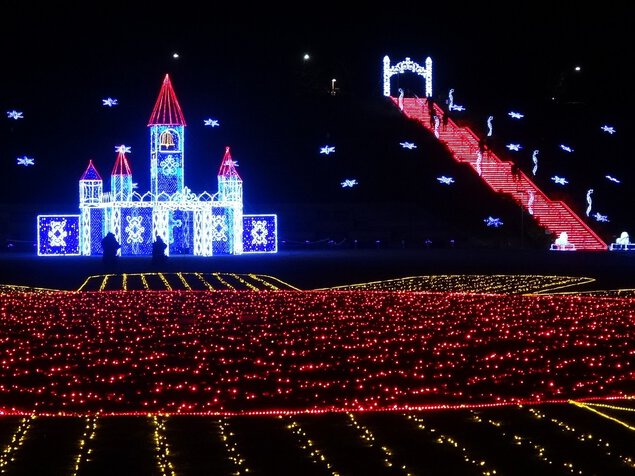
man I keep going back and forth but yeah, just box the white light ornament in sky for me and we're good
[341,179,358,188]
[484,216,503,227]
[204,118,220,127]
[506,143,522,151]
[7,110,23,119]
[508,111,524,119]
[398,88,404,111]
[320,146,335,155]
[400,142,417,149]
[601,125,616,134]
[593,212,609,222]
[102,97,118,107]
[382,55,432,98]
[552,175,568,185]
[585,189,593,216]
[17,156,34,166]
[532,150,539,176]
[487,116,493,137]
[115,144,131,154]
[560,144,574,153]
[606,175,621,183]
[447,89,465,111]
[437,176,455,185]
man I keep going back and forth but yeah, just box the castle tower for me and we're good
[148,74,186,199]
[111,149,133,201]
[217,146,243,203]
[79,160,103,205]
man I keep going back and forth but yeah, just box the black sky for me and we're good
[2,1,634,239]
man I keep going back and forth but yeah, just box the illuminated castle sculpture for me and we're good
[37,74,277,256]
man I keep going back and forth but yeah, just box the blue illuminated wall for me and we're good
[243,215,278,253]
[151,125,184,198]
[37,215,81,256]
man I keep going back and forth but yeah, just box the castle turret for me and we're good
[217,146,243,203]
[148,74,186,199]
[111,149,133,201]
[79,160,103,205]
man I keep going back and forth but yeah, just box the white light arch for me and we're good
[383,56,433,97]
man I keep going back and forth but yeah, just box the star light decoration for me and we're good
[115,145,131,154]
[551,176,568,185]
[606,175,620,184]
[437,176,455,185]
[506,144,522,151]
[484,216,504,227]
[102,98,118,107]
[601,125,616,134]
[508,111,524,119]
[341,179,358,188]
[16,156,35,166]
[204,118,220,127]
[320,146,335,155]
[6,110,23,120]
[560,144,574,153]
[400,142,417,149]
[593,212,609,222]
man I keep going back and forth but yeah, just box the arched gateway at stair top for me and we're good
[382,55,433,98]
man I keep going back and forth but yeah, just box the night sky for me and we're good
[2,1,633,242]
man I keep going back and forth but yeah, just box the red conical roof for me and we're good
[218,146,242,180]
[112,150,132,176]
[81,159,102,180]
[147,74,187,126]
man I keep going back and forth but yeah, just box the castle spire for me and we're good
[80,159,102,181]
[112,149,132,176]
[218,146,242,180]
[148,74,187,126]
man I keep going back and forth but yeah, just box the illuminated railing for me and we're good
[391,96,608,251]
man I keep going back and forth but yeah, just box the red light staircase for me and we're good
[391,96,607,251]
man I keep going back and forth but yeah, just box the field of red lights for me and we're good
[1,289,633,415]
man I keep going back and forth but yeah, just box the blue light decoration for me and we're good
[37,215,80,256]
[560,144,574,153]
[484,216,503,227]
[102,98,118,107]
[593,212,609,223]
[242,215,278,253]
[341,179,358,188]
[508,111,524,119]
[204,118,220,127]
[552,175,568,185]
[487,116,493,137]
[400,141,417,149]
[506,143,522,151]
[39,74,277,257]
[16,156,34,166]
[6,110,23,119]
[437,176,455,185]
[606,175,620,183]
[320,145,336,155]
[601,125,616,134]
[586,189,593,217]
[532,150,539,176]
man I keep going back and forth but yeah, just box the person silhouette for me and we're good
[101,232,120,266]
[152,236,168,265]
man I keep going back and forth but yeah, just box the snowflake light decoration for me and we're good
[560,144,574,153]
[593,212,609,222]
[341,179,358,188]
[508,111,524,119]
[400,142,417,149]
[506,144,522,151]
[115,145,131,154]
[102,98,118,107]
[601,125,616,134]
[7,110,23,120]
[484,216,503,227]
[437,176,455,185]
[17,156,34,166]
[320,146,335,155]
[552,176,568,185]
[204,118,220,127]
